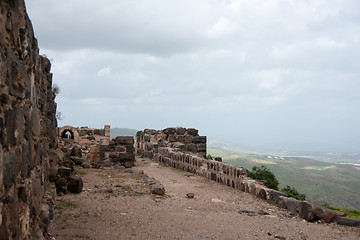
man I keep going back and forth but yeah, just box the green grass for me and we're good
[55,199,78,210]
[323,204,360,218]
[72,169,86,176]
[208,148,360,211]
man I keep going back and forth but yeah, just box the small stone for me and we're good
[151,184,165,196]
[186,193,195,198]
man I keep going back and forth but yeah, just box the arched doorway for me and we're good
[61,129,74,139]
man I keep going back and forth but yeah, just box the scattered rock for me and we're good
[67,176,83,193]
[58,167,71,178]
[186,193,195,198]
[151,184,165,196]
[70,156,85,165]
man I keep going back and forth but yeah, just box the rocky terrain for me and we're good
[49,157,360,240]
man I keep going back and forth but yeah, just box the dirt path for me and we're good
[49,157,360,239]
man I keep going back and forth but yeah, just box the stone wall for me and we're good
[136,127,207,159]
[58,125,110,164]
[136,127,355,227]
[0,0,57,239]
[100,136,135,168]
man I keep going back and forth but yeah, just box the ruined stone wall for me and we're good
[58,125,110,164]
[100,136,135,168]
[136,127,207,159]
[0,0,57,239]
[136,127,356,226]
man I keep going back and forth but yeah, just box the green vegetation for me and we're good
[207,147,360,211]
[323,204,360,219]
[206,154,213,160]
[55,199,78,210]
[249,165,279,190]
[72,169,86,176]
[282,185,306,201]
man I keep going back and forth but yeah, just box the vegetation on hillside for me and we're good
[323,204,360,219]
[207,147,360,211]
[281,185,306,201]
[249,165,279,190]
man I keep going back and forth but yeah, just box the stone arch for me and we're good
[58,125,79,142]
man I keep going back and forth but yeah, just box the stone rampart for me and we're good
[136,127,207,159]
[0,0,57,238]
[136,127,355,227]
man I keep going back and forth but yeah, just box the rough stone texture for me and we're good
[151,183,165,196]
[337,217,360,227]
[101,136,135,168]
[136,127,207,158]
[0,1,57,238]
[67,176,83,193]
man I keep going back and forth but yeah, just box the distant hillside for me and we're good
[110,128,137,140]
[207,140,360,211]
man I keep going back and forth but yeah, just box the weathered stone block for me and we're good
[3,152,18,189]
[323,209,346,223]
[115,136,134,145]
[58,167,71,178]
[298,201,318,222]
[268,190,287,206]
[70,156,84,165]
[192,136,206,143]
[151,184,165,195]
[117,152,135,162]
[337,217,360,227]
[67,176,83,193]
[187,128,198,136]
[281,196,300,214]
[197,143,206,152]
[71,146,82,158]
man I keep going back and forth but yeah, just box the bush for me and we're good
[281,185,306,201]
[249,165,279,190]
[206,154,213,160]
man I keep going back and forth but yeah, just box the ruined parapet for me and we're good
[0,0,57,238]
[136,127,206,158]
[136,127,357,227]
[100,136,135,168]
[58,125,110,164]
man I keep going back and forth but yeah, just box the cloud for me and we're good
[26,0,360,152]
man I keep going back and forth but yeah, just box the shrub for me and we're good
[281,185,306,201]
[206,154,213,160]
[249,165,279,190]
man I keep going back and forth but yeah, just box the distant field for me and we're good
[208,148,360,211]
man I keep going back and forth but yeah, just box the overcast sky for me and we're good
[26,0,360,152]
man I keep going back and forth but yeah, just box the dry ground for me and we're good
[49,157,360,240]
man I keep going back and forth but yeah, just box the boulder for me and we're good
[71,145,82,158]
[67,176,83,193]
[281,197,300,214]
[186,193,195,198]
[298,201,318,222]
[323,209,346,223]
[70,156,85,165]
[58,167,71,178]
[214,157,222,162]
[151,184,165,196]
[337,217,360,227]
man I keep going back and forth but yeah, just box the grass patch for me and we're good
[72,169,86,176]
[323,204,360,218]
[55,199,78,210]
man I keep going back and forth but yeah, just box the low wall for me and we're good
[136,127,357,227]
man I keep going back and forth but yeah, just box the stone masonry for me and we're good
[136,127,206,159]
[136,127,355,227]
[0,1,58,239]
[58,125,135,168]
